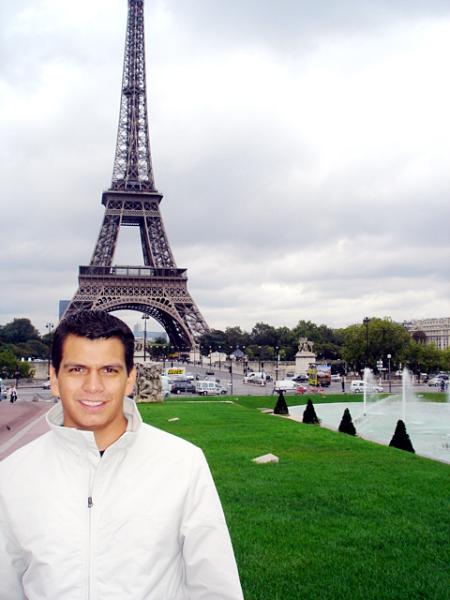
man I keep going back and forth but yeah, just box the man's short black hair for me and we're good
[52,310,135,374]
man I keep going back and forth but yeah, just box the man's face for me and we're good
[50,334,136,448]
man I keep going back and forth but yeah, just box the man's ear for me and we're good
[126,366,137,396]
[50,366,60,397]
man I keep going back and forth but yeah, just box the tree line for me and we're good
[0,316,448,378]
[199,318,450,375]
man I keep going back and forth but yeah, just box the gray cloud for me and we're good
[1,0,449,334]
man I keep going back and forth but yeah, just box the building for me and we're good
[133,323,168,343]
[403,318,450,350]
[58,300,70,320]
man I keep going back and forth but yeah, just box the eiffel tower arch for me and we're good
[65,0,209,349]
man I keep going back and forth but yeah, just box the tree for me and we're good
[0,318,40,344]
[389,420,415,453]
[412,330,427,345]
[338,408,356,436]
[198,330,227,355]
[250,322,278,347]
[341,318,411,372]
[292,320,342,360]
[273,390,289,415]
[303,399,320,424]
[0,349,17,377]
[0,349,34,379]
[13,340,49,360]
[223,326,250,351]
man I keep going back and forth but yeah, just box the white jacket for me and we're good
[0,398,244,600]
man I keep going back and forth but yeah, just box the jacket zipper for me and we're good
[87,459,100,600]
[88,491,94,600]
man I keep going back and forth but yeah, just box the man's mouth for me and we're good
[79,400,105,409]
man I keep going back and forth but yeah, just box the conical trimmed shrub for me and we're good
[274,390,289,415]
[338,408,356,435]
[303,399,320,424]
[389,419,415,453]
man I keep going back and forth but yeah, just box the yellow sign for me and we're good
[166,368,185,376]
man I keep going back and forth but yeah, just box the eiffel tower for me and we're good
[65,0,209,350]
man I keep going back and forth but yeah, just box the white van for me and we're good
[195,380,227,396]
[350,380,384,393]
[274,379,298,392]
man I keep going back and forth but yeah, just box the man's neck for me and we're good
[94,415,128,452]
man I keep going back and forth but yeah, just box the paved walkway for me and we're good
[0,399,52,461]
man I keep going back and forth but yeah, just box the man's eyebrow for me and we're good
[62,362,125,369]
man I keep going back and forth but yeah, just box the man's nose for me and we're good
[83,371,104,393]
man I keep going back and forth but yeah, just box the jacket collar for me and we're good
[46,397,142,455]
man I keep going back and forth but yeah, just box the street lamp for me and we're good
[363,317,370,367]
[141,314,149,362]
[242,346,247,376]
[46,322,54,376]
[387,353,392,393]
[275,346,280,381]
[218,345,221,371]
[209,346,212,369]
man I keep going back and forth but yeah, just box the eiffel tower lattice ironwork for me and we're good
[65,0,209,349]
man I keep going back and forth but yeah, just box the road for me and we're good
[0,385,55,461]
[169,362,417,397]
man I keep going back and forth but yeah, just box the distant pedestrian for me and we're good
[9,387,17,403]
[341,377,345,393]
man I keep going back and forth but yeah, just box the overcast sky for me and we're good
[1,0,449,336]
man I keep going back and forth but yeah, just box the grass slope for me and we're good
[138,398,449,600]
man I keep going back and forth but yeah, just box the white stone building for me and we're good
[403,317,450,350]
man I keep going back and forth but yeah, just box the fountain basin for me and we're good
[289,401,450,464]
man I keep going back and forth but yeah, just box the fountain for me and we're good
[362,367,380,415]
[289,368,450,463]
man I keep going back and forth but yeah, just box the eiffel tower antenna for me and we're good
[64,0,209,350]
[111,0,154,193]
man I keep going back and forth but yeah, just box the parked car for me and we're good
[243,372,266,385]
[195,380,227,395]
[170,380,197,395]
[331,374,342,382]
[350,380,384,393]
[42,380,51,390]
[291,374,308,383]
[428,374,448,387]
[205,370,215,376]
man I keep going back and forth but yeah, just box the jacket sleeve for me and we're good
[180,449,244,600]
[0,494,27,600]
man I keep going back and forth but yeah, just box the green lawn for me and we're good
[138,397,449,600]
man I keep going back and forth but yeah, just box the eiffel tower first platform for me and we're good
[65,0,209,349]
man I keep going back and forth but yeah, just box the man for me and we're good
[0,310,244,600]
